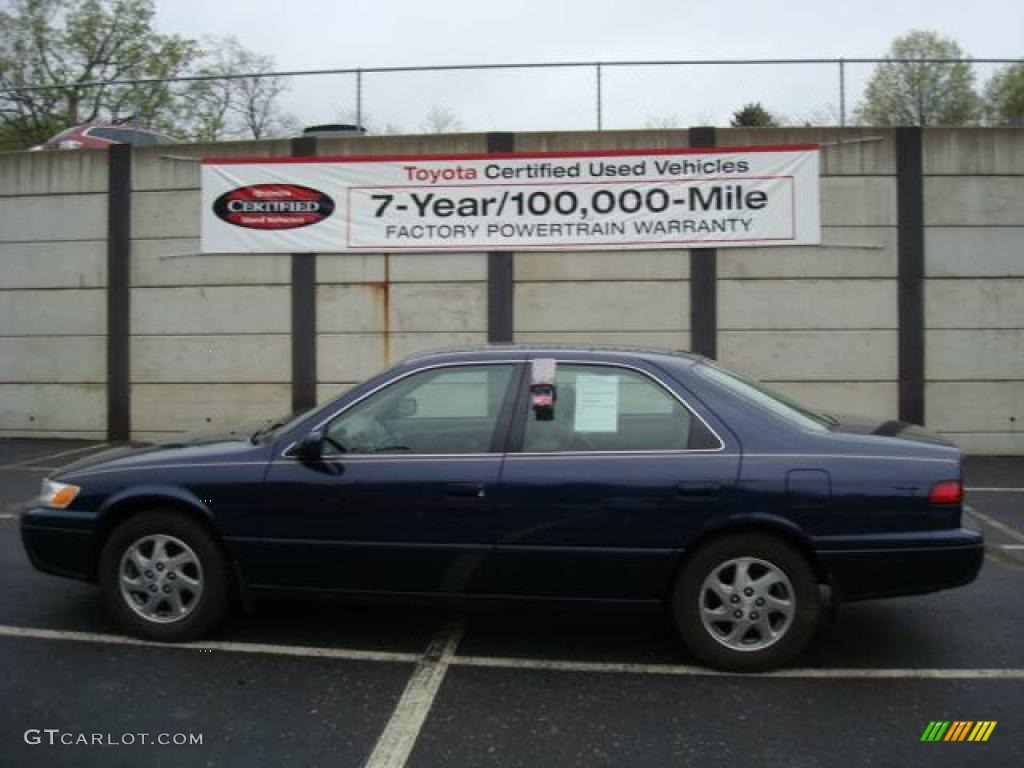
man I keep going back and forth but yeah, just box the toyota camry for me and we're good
[21,346,984,671]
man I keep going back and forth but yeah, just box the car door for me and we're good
[485,359,741,601]
[253,361,522,595]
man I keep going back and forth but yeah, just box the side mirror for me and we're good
[294,430,324,462]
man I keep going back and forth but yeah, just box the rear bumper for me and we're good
[815,528,984,602]
[20,508,97,581]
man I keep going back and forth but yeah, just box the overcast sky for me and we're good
[154,0,1024,132]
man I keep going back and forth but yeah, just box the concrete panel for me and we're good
[514,130,689,153]
[389,283,487,332]
[0,240,106,289]
[515,281,688,332]
[0,289,106,335]
[924,177,1024,226]
[926,330,1024,380]
[131,335,290,383]
[389,252,488,282]
[132,190,200,239]
[316,382,356,405]
[317,285,387,333]
[132,139,293,191]
[821,177,897,226]
[934,432,1024,455]
[925,228,1024,277]
[515,330,691,349]
[718,330,898,381]
[0,194,107,241]
[132,239,290,286]
[926,382,1024,433]
[516,250,690,282]
[0,383,105,431]
[317,254,388,284]
[0,149,108,196]
[0,337,105,382]
[316,133,489,157]
[131,286,289,334]
[131,383,291,433]
[926,279,1024,329]
[317,334,387,382]
[387,332,487,361]
[718,227,897,279]
[762,381,898,419]
[719,128,896,176]
[719,279,897,330]
[923,128,1024,175]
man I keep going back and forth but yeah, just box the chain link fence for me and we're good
[5,58,1023,140]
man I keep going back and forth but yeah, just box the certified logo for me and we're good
[213,184,334,229]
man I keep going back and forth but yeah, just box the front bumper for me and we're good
[815,528,985,602]
[20,507,98,581]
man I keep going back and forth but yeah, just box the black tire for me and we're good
[671,533,821,672]
[98,510,231,642]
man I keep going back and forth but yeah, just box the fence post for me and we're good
[595,63,603,131]
[838,58,846,127]
[291,135,318,412]
[896,126,925,425]
[486,132,516,342]
[356,69,363,128]
[688,126,717,359]
[106,143,132,441]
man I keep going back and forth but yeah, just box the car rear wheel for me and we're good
[98,511,230,642]
[672,533,821,671]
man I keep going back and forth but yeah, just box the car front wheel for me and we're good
[672,533,821,672]
[98,510,230,642]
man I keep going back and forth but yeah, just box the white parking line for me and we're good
[0,514,17,520]
[0,624,420,663]
[364,619,465,768]
[2,622,1023,682]
[2,443,108,469]
[965,506,1024,544]
[965,487,1024,493]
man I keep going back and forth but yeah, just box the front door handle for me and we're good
[446,483,486,499]
[676,481,722,498]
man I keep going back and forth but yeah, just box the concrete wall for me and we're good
[0,127,1021,453]
[0,150,109,438]
[922,129,1024,454]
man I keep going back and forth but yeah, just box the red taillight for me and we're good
[928,480,962,505]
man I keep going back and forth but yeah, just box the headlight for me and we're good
[39,479,80,509]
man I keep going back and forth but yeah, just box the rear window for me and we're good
[697,363,831,432]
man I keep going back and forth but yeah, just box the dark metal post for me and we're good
[838,58,847,128]
[596,63,603,131]
[896,127,925,425]
[291,135,318,412]
[106,143,132,441]
[356,69,363,128]
[486,132,515,343]
[688,126,718,359]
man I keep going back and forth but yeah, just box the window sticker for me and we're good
[574,374,620,433]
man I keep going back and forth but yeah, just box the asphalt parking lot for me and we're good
[1,439,1021,767]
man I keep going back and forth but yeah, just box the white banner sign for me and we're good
[200,145,820,253]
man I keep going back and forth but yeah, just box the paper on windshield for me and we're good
[574,374,620,433]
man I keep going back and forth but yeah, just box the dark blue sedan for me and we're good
[21,346,984,671]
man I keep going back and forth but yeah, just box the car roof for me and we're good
[399,344,705,368]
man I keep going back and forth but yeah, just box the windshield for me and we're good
[696,363,833,432]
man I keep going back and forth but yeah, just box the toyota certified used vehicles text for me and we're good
[21,347,984,671]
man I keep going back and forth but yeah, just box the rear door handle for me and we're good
[676,482,722,498]
[446,482,486,499]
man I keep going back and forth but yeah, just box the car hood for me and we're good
[54,423,267,479]
[824,412,957,448]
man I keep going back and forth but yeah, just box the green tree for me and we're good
[855,30,979,126]
[0,0,195,148]
[184,38,298,141]
[984,63,1024,126]
[730,102,779,127]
